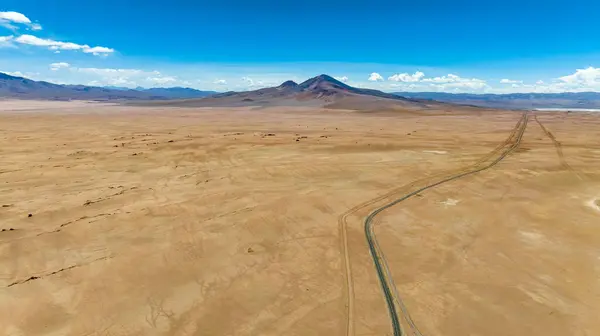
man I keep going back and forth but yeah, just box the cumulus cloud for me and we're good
[68,67,170,88]
[0,11,42,31]
[368,72,384,82]
[421,73,488,90]
[388,71,425,82]
[335,76,349,82]
[422,74,458,83]
[452,67,600,93]
[213,79,227,85]
[0,12,31,24]
[50,62,70,71]
[386,72,488,92]
[500,79,523,84]
[558,67,600,85]
[147,76,177,85]
[535,67,600,92]
[14,34,114,55]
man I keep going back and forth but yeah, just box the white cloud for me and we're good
[558,67,600,85]
[241,76,263,86]
[467,67,600,93]
[5,71,24,77]
[500,79,522,84]
[384,69,600,93]
[50,62,70,71]
[77,67,157,76]
[67,67,169,88]
[14,34,114,55]
[90,77,135,87]
[1,70,41,80]
[213,79,227,85]
[422,74,459,83]
[0,11,42,31]
[0,35,14,47]
[0,12,31,24]
[242,76,254,86]
[388,71,425,82]
[534,67,600,93]
[82,46,115,56]
[335,76,349,82]
[0,22,17,30]
[147,76,177,85]
[421,73,488,91]
[368,72,384,81]
[387,73,488,93]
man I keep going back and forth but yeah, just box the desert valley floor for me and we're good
[1,101,599,336]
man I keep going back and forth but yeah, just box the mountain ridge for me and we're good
[4,71,598,110]
[168,74,422,109]
[394,91,600,109]
[0,72,216,100]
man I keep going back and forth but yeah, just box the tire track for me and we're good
[338,114,525,336]
[533,114,582,179]
[339,112,527,336]
[367,112,527,335]
[338,113,527,336]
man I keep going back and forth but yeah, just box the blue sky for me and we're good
[1,0,600,92]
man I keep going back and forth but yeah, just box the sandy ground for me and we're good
[0,101,599,336]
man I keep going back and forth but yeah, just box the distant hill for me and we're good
[102,86,131,91]
[0,72,216,101]
[145,74,431,110]
[393,91,600,109]
[138,87,217,99]
[8,71,597,110]
[103,86,217,98]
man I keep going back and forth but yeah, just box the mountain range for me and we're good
[144,74,431,110]
[394,91,600,109]
[2,71,600,110]
[0,72,215,100]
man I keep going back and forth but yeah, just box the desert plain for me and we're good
[0,101,599,336]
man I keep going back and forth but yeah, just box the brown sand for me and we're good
[0,101,599,336]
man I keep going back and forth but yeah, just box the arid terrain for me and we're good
[1,101,599,336]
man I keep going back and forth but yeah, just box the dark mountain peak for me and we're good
[298,74,356,97]
[299,74,344,88]
[279,80,298,88]
[315,74,336,81]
